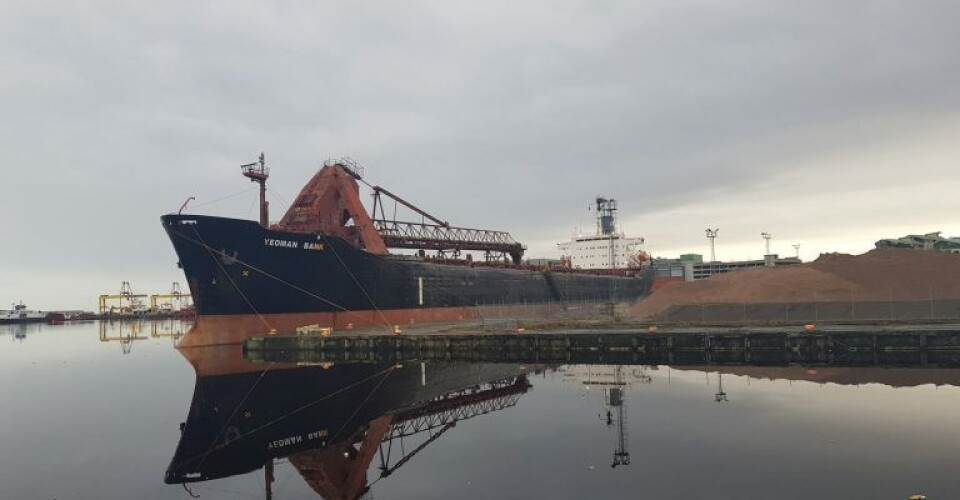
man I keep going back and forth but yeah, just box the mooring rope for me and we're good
[328,363,397,443]
[319,233,395,331]
[189,226,273,332]
[185,186,258,211]
[266,187,291,215]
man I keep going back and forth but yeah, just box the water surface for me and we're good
[1,321,957,499]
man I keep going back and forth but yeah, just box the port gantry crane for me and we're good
[98,281,148,316]
[148,282,191,313]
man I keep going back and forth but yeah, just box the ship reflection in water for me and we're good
[1,323,35,341]
[163,339,960,499]
[167,347,534,499]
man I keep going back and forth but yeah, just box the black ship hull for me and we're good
[161,214,650,342]
[166,358,533,486]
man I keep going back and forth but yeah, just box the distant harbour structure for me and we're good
[651,252,802,283]
[875,232,960,253]
[98,282,194,317]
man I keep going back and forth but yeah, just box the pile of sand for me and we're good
[629,248,960,319]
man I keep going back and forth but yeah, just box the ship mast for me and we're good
[241,152,270,228]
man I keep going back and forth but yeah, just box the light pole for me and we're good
[761,232,772,256]
[715,372,728,402]
[792,244,800,259]
[705,228,719,262]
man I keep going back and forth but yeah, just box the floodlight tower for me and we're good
[714,372,729,402]
[761,232,772,256]
[609,365,630,467]
[705,228,719,262]
[792,244,800,259]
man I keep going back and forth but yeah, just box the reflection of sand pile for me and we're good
[630,248,960,319]
[674,366,960,387]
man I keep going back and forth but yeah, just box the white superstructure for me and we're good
[557,233,644,269]
[0,302,46,323]
[557,197,645,270]
[555,364,654,387]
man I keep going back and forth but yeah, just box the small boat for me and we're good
[0,302,47,324]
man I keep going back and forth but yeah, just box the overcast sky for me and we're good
[3,1,960,309]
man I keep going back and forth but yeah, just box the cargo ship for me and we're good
[162,155,652,346]
[165,347,534,498]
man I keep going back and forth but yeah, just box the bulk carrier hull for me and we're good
[165,356,534,487]
[162,213,651,346]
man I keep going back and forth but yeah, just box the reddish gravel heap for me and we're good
[673,366,960,388]
[629,248,960,319]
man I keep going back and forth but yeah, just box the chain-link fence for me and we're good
[652,299,960,324]
[476,299,623,330]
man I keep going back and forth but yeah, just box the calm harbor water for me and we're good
[2,320,959,499]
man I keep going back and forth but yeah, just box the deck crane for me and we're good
[266,375,531,499]
[269,157,526,263]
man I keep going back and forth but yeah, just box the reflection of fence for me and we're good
[247,330,960,368]
[655,299,960,324]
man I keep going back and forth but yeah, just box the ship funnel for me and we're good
[594,197,618,236]
[601,214,615,235]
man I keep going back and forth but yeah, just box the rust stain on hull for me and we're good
[181,306,486,347]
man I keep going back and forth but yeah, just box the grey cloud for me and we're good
[3,0,960,307]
